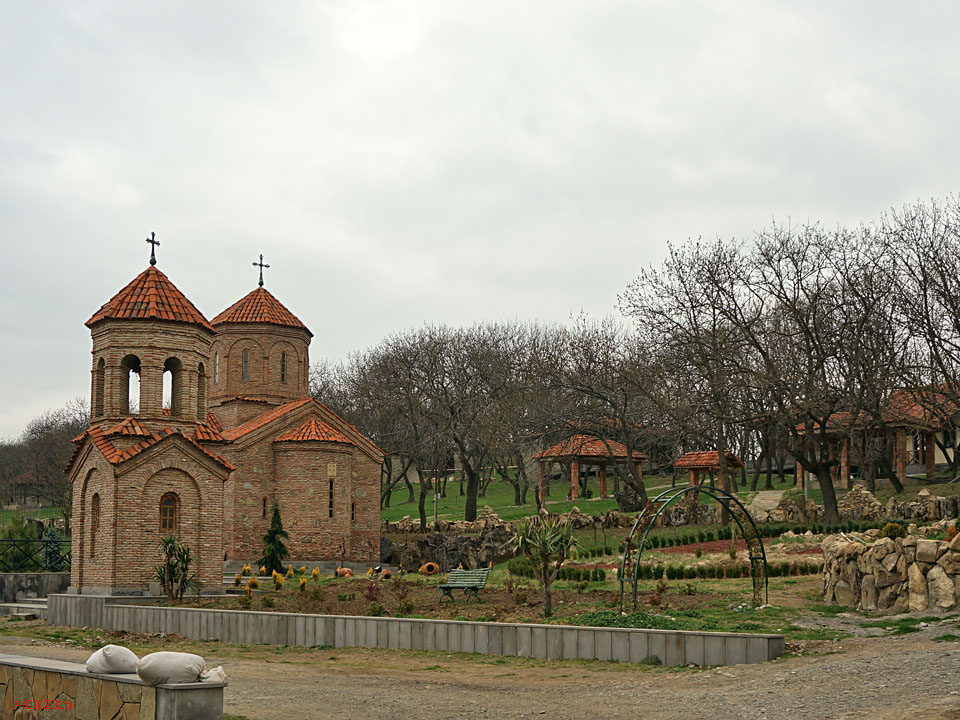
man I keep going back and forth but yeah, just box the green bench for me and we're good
[438,567,490,604]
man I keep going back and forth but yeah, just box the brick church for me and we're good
[66,241,382,595]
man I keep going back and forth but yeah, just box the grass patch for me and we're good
[858,616,942,635]
[934,633,960,642]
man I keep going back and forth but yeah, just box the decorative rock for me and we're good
[834,580,854,607]
[938,551,960,576]
[928,565,956,609]
[908,563,929,612]
[838,484,884,521]
[860,573,877,610]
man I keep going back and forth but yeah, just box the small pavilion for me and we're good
[534,434,647,501]
[674,450,745,486]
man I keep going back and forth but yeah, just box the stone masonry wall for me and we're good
[823,531,960,613]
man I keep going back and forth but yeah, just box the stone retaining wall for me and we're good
[822,531,960,612]
[0,573,69,603]
[48,595,784,667]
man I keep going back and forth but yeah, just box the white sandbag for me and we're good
[136,651,205,686]
[200,665,227,683]
[85,644,139,674]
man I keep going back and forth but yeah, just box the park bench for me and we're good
[438,567,490,604]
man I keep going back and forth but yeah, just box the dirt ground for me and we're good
[2,614,959,720]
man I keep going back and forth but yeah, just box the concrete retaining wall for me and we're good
[0,572,69,602]
[47,594,784,666]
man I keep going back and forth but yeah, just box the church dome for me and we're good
[212,287,312,337]
[86,266,214,332]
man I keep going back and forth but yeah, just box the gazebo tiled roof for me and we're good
[86,266,214,332]
[212,287,312,336]
[673,450,744,471]
[534,434,647,461]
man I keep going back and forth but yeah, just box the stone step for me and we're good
[0,601,48,619]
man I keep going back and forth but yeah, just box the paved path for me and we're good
[749,490,785,512]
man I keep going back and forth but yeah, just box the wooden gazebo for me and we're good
[534,434,647,501]
[674,450,744,486]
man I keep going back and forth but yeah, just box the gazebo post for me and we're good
[634,462,643,480]
[840,439,850,489]
[689,469,698,486]
[895,430,907,481]
[570,460,580,500]
[538,461,546,505]
[599,462,607,498]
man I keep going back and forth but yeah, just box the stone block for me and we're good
[938,551,960,575]
[909,562,929,612]
[860,574,877,610]
[917,539,940,563]
[927,565,956,609]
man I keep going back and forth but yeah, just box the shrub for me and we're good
[154,536,199,603]
[240,564,252,577]
[591,568,606,582]
[238,594,252,610]
[234,574,242,587]
[947,525,958,542]
[247,577,259,590]
[695,547,703,558]
[508,556,534,578]
[395,599,414,615]
[262,595,275,608]
[881,522,907,539]
[273,574,284,591]
[299,577,307,592]
[655,574,668,594]
[367,601,385,617]
[312,567,321,580]
[679,582,697,596]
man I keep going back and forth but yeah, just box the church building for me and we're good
[66,239,382,594]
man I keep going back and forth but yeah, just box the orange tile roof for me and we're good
[103,417,151,437]
[211,287,312,336]
[534,434,647,461]
[86,266,214,332]
[206,413,223,433]
[219,399,313,441]
[276,418,353,444]
[67,424,233,473]
[194,423,226,442]
[674,450,744,470]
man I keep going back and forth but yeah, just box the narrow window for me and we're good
[214,352,219,384]
[94,358,105,417]
[160,493,177,534]
[91,493,101,554]
[262,497,267,519]
[351,501,356,523]
[163,357,182,415]
[121,355,141,414]
[328,480,334,518]
[280,352,287,383]
[242,350,249,381]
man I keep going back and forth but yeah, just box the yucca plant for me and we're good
[511,516,579,617]
[153,536,199,604]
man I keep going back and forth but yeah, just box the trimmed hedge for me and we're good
[634,559,825,581]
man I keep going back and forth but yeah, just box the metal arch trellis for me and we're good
[618,486,769,613]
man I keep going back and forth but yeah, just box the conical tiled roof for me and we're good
[212,287,311,336]
[276,418,353,444]
[86,266,214,332]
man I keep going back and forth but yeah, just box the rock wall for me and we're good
[822,529,960,613]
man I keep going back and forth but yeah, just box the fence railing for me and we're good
[0,540,71,572]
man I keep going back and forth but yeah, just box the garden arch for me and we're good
[618,485,769,612]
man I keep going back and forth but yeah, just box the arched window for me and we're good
[328,480,334,518]
[280,352,287,383]
[163,357,182,416]
[160,493,178,534]
[121,355,141,414]
[91,493,101,554]
[214,352,220,385]
[242,350,249,381]
[197,362,207,419]
[262,497,267,519]
[94,358,105,417]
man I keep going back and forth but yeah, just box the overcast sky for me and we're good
[1,1,958,438]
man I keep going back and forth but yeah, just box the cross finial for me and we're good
[253,253,270,287]
[146,232,160,266]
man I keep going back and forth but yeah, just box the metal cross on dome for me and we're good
[146,232,160,266]
[253,254,270,287]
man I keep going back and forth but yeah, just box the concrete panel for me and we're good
[594,630,612,661]
[629,632,648,663]
[704,635,725,666]
[502,626,516,657]
[376,619,389,649]
[388,620,401,649]
[344,618,357,647]
[446,623,461,653]
[295,616,306,646]
[611,631,629,663]
[769,636,785,661]
[575,630,593,660]
[664,633,685,666]
[474,625,488,655]
[725,636,747,666]
[684,634,705,666]
[334,618,346,648]
[461,624,475,654]
[530,627,546,659]
[410,621,424,651]
[546,627,562,659]
[746,637,767,665]
[434,622,448,652]
[399,621,412,650]
[488,625,503,656]
[646,632,666,663]
[562,628,578,659]
[421,621,434,652]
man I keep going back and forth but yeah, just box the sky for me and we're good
[1,1,959,439]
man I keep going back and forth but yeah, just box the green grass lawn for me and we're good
[382,472,802,525]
